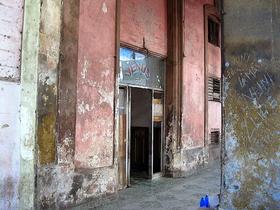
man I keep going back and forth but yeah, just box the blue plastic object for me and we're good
[200,197,205,207]
[205,195,210,208]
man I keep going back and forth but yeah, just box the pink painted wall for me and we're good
[182,0,213,149]
[120,0,167,56]
[207,41,222,138]
[0,0,23,208]
[75,0,116,168]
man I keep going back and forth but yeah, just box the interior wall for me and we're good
[131,88,152,128]
[120,0,167,56]
[0,0,24,208]
[131,88,152,175]
[222,0,280,208]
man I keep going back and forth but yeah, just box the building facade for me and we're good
[0,0,279,209]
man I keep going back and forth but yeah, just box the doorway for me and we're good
[118,86,164,187]
[130,88,152,179]
[118,47,165,188]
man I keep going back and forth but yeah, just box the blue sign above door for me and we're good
[119,48,165,90]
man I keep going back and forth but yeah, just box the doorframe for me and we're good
[117,42,166,183]
[115,0,184,182]
[119,83,165,184]
[117,43,166,186]
[152,89,166,179]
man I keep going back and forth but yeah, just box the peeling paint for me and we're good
[81,57,90,80]
[75,0,116,169]
[102,2,108,13]
[37,0,62,165]
[37,165,117,208]
[77,101,92,115]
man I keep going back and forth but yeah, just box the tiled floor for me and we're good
[73,164,221,210]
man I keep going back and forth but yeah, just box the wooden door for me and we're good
[118,88,127,189]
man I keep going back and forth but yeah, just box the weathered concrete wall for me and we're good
[36,1,118,208]
[180,0,213,173]
[222,0,280,209]
[0,0,24,209]
[75,0,116,169]
[37,0,61,165]
[19,0,41,209]
[120,0,167,55]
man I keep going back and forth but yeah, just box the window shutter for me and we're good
[208,77,221,102]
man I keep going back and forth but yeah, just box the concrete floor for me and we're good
[73,164,221,210]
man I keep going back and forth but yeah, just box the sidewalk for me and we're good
[72,164,221,210]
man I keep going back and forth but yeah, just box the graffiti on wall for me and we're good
[224,47,280,208]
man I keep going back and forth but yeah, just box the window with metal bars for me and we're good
[208,77,221,102]
[210,131,220,144]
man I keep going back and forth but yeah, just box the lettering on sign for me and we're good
[125,60,151,79]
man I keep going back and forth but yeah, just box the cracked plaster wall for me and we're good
[222,0,280,209]
[180,0,215,175]
[36,1,119,208]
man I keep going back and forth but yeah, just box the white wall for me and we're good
[0,81,20,209]
[0,0,24,208]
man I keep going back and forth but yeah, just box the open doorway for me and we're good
[118,86,164,187]
[130,88,152,179]
[118,47,165,188]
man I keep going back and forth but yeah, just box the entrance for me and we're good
[130,88,151,179]
[118,47,165,188]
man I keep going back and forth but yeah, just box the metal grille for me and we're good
[208,77,221,102]
[210,131,220,144]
